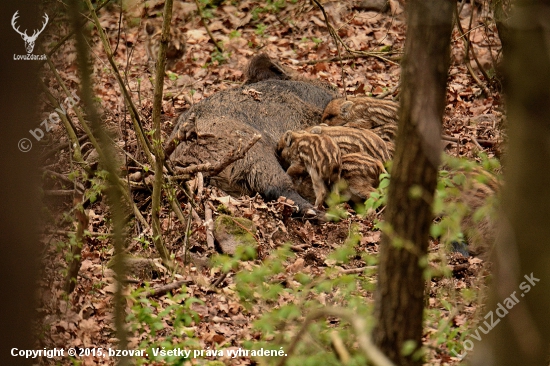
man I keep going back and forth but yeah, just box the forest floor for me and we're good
[37,0,504,365]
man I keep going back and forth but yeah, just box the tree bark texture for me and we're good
[470,1,550,365]
[373,1,454,365]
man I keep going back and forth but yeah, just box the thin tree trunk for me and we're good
[493,0,511,57]
[151,0,174,269]
[372,1,454,365]
[471,2,550,365]
[72,1,130,363]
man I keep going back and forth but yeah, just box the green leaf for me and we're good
[379,177,390,189]
[409,185,423,198]
[401,340,417,356]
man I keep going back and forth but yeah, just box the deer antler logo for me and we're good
[12,11,49,54]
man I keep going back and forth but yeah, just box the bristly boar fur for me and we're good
[277,130,341,208]
[322,97,399,155]
[307,125,391,162]
[340,153,386,202]
[285,151,386,205]
[169,57,338,214]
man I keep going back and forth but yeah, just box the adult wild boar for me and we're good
[168,55,338,214]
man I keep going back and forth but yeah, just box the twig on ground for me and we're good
[196,172,204,201]
[205,204,215,250]
[339,266,376,274]
[191,206,202,224]
[296,53,400,65]
[471,136,484,150]
[42,134,89,160]
[173,134,262,179]
[441,134,495,147]
[211,272,228,288]
[146,279,193,298]
[290,244,310,252]
[375,82,400,99]
[42,169,86,192]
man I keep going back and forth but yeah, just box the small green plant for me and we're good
[216,204,231,215]
[325,181,351,221]
[251,1,286,20]
[202,7,215,19]
[312,37,323,45]
[220,220,378,364]
[210,49,229,64]
[85,170,108,204]
[198,0,216,18]
[431,153,501,253]
[254,23,267,36]
[91,280,106,295]
[127,286,202,365]
[127,17,141,28]
[228,30,241,39]
[424,290,477,360]
[134,234,151,249]
[167,71,178,81]
[364,171,390,214]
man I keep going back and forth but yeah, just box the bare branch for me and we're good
[173,134,262,178]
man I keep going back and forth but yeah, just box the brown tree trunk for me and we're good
[470,1,550,365]
[372,1,454,365]
[493,0,512,57]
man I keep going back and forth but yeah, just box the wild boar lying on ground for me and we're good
[340,153,386,202]
[168,55,338,214]
[307,124,391,162]
[277,130,341,208]
[277,130,387,206]
[322,96,399,155]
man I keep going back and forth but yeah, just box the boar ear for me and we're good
[340,101,354,117]
[284,131,294,147]
[310,126,322,134]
